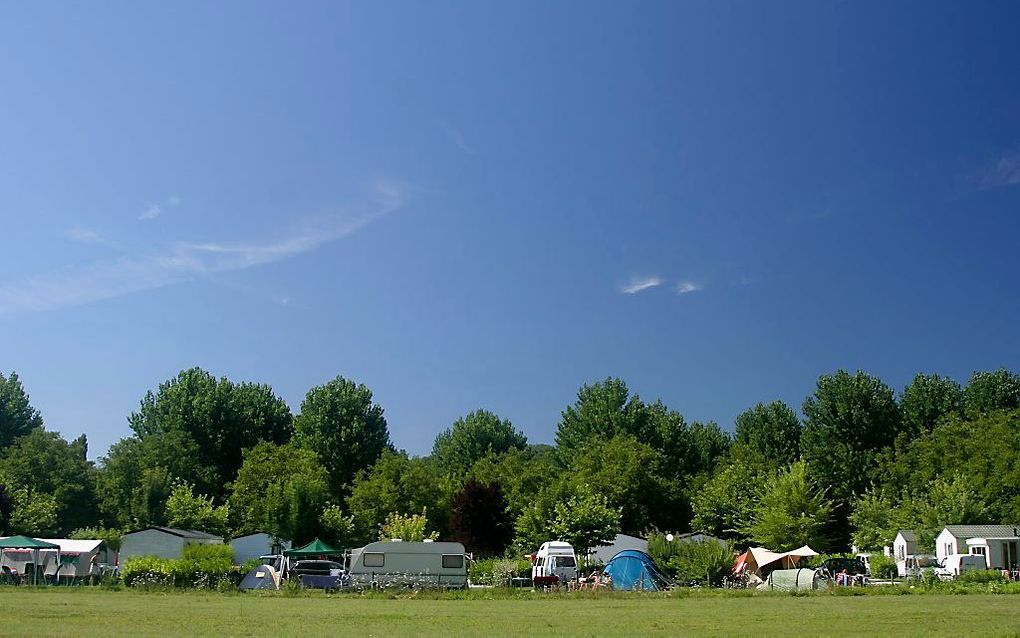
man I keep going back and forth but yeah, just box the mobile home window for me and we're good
[363,552,385,567]
[971,547,986,556]
[442,554,464,569]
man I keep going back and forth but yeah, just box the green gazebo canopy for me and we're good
[283,538,342,557]
[0,535,59,549]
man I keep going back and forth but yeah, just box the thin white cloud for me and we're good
[440,121,474,155]
[620,276,663,295]
[65,228,102,243]
[168,196,182,206]
[676,281,703,294]
[979,152,1020,189]
[139,203,162,220]
[0,181,407,313]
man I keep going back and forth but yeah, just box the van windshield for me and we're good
[555,556,576,568]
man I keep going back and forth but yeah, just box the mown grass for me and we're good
[1,588,1019,636]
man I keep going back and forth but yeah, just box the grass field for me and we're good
[1,589,1018,636]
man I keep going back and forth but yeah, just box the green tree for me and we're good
[848,489,901,551]
[164,482,228,536]
[0,372,43,449]
[345,450,453,542]
[379,510,438,542]
[0,429,100,534]
[319,505,356,548]
[128,368,293,499]
[69,527,124,552]
[468,446,561,520]
[294,375,391,495]
[556,378,656,455]
[800,370,902,545]
[549,485,621,563]
[743,461,832,551]
[691,452,765,543]
[431,409,527,475]
[228,442,331,544]
[900,373,962,435]
[963,369,1020,417]
[4,483,58,536]
[734,401,802,466]
[567,435,685,534]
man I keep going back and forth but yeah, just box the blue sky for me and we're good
[2,1,1019,459]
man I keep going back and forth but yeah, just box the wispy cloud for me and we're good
[620,276,663,295]
[676,281,703,294]
[440,121,474,155]
[978,152,1020,189]
[0,181,408,313]
[65,228,103,243]
[139,203,162,221]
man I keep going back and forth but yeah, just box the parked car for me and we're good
[290,560,344,578]
[901,554,939,579]
[821,557,868,577]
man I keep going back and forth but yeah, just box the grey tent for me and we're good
[239,564,280,591]
[756,568,825,591]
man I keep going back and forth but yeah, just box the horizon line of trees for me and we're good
[1,366,1018,559]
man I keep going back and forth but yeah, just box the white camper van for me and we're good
[347,540,469,588]
[531,541,577,585]
[934,554,987,580]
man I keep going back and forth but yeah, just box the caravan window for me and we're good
[363,552,385,567]
[555,556,576,568]
[442,554,464,569]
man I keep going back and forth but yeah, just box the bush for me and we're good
[649,533,734,587]
[868,554,898,579]
[959,569,1008,584]
[469,557,531,586]
[123,543,235,589]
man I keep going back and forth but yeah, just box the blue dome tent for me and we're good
[602,550,670,591]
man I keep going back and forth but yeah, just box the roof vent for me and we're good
[390,538,402,542]
[423,539,434,543]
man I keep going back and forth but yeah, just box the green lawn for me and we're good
[0,589,1016,636]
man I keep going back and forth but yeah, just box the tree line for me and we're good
[1,366,1018,558]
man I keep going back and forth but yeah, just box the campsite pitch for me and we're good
[0,589,1017,636]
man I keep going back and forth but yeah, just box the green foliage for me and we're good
[848,489,900,551]
[469,557,531,586]
[744,461,832,551]
[0,428,100,534]
[70,527,124,552]
[467,446,561,520]
[165,481,228,536]
[5,483,58,536]
[0,371,43,449]
[293,375,391,496]
[550,485,621,561]
[959,569,1009,584]
[868,554,898,579]
[691,448,767,544]
[734,401,801,466]
[228,441,330,544]
[963,369,1020,417]
[432,410,527,475]
[567,435,686,534]
[900,373,962,435]
[319,505,356,549]
[122,543,234,588]
[346,449,453,542]
[379,510,439,542]
[448,479,513,557]
[128,367,293,500]
[648,534,734,586]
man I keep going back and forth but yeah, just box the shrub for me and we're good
[649,533,734,586]
[469,557,531,586]
[868,554,898,579]
[959,569,1008,584]
[123,543,234,589]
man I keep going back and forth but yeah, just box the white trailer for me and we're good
[347,540,469,588]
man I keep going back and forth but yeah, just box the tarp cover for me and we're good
[283,538,342,557]
[603,550,669,591]
[0,536,59,549]
[756,568,822,591]
[734,546,819,576]
[240,565,280,590]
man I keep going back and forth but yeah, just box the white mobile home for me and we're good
[347,540,469,588]
[120,527,222,562]
[936,525,1020,570]
[230,533,291,565]
[893,530,921,577]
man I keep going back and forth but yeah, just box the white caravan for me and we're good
[531,541,578,584]
[347,540,469,588]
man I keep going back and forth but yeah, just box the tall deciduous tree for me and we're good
[550,485,621,563]
[448,479,513,557]
[0,372,43,449]
[900,373,962,435]
[379,510,438,542]
[556,378,655,455]
[963,369,1020,417]
[128,368,293,498]
[432,410,527,475]
[294,375,391,495]
[743,461,832,551]
[164,482,229,536]
[800,370,902,510]
[734,401,802,466]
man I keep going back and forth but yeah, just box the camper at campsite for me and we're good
[347,540,469,588]
[531,541,578,587]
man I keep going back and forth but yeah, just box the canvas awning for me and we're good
[0,535,61,585]
[733,545,819,576]
[283,538,342,557]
